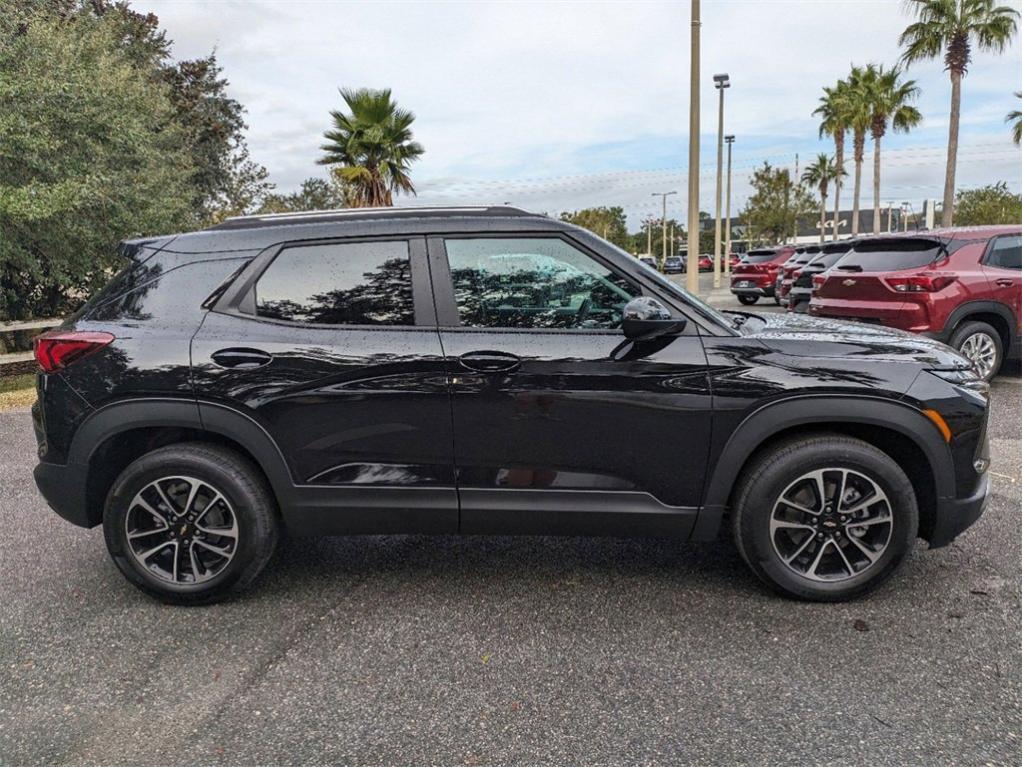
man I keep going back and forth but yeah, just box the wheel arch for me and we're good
[693,396,954,542]
[69,399,293,527]
[943,300,1017,350]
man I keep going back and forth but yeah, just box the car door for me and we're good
[192,235,458,534]
[982,234,1022,327]
[427,233,712,537]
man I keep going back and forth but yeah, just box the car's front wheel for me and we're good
[737,294,759,305]
[731,435,918,601]
[103,443,280,604]
[951,320,1003,381]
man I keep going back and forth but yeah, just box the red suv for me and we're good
[810,228,1021,379]
[729,245,796,305]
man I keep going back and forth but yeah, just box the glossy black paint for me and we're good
[32,207,990,549]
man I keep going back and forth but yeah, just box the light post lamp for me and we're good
[724,134,735,280]
[686,0,701,295]
[652,192,677,269]
[712,73,730,289]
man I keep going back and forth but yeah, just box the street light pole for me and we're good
[712,73,730,290]
[686,0,701,295]
[724,134,735,280]
[652,192,677,268]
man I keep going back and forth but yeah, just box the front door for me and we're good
[192,235,458,534]
[982,234,1022,328]
[428,234,712,537]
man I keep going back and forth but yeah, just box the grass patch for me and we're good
[0,373,36,410]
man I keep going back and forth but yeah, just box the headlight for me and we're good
[927,367,989,397]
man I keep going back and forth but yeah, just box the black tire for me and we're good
[950,320,1003,381]
[737,294,759,305]
[731,434,918,602]
[103,442,279,605]
[792,299,809,314]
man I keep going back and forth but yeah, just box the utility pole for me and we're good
[724,134,735,280]
[792,153,799,244]
[686,0,701,295]
[712,73,730,289]
[646,219,652,255]
[652,192,677,268]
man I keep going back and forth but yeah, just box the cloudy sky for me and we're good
[146,0,1020,225]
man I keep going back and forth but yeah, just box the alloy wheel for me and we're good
[123,475,239,584]
[958,332,998,380]
[769,468,893,583]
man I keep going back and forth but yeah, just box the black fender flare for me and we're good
[941,300,1017,344]
[691,394,954,540]
[68,397,295,503]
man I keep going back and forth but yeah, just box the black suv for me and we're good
[32,207,991,604]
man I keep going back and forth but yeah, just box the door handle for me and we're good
[458,350,521,372]
[211,348,273,369]
[995,278,1014,287]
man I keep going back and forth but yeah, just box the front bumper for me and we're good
[928,474,988,548]
[34,460,94,528]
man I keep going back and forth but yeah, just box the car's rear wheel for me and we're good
[951,321,1002,381]
[737,295,759,305]
[731,435,918,601]
[103,443,279,605]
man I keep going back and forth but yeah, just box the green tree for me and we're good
[844,65,874,236]
[319,88,424,207]
[814,79,853,240]
[954,182,1022,224]
[900,0,1019,226]
[0,12,195,320]
[560,207,630,250]
[861,64,922,234]
[740,163,816,245]
[258,173,357,214]
[1007,91,1022,144]
[801,154,844,245]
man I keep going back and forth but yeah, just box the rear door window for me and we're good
[254,240,415,325]
[834,239,943,272]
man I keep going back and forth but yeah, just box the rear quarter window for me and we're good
[833,239,944,272]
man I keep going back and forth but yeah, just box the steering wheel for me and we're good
[572,297,592,328]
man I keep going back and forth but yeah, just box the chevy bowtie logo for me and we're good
[842,278,857,287]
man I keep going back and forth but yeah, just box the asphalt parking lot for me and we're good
[1,371,1019,766]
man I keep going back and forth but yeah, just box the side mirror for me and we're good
[621,296,687,341]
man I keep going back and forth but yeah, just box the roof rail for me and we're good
[209,205,537,231]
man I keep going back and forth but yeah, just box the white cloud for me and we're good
[144,0,1022,224]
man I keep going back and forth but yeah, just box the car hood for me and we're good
[737,311,969,368]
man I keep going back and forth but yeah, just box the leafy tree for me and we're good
[0,12,195,320]
[740,163,816,245]
[814,79,852,241]
[844,65,874,236]
[861,64,922,234]
[1008,91,1022,144]
[258,174,357,214]
[954,182,1022,225]
[560,207,631,250]
[802,154,845,245]
[319,88,424,207]
[900,0,1019,226]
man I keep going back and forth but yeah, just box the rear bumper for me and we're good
[730,279,774,297]
[809,298,911,327]
[928,474,989,548]
[34,461,94,528]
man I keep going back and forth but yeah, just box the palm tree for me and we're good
[844,66,873,237]
[318,88,425,207]
[862,64,922,234]
[1008,91,1022,144]
[802,154,843,245]
[813,80,852,241]
[900,0,1019,227]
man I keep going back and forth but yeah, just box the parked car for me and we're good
[663,255,685,274]
[810,227,1021,380]
[638,255,656,269]
[698,254,714,272]
[787,242,853,314]
[730,246,796,305]
[778,246,821,306]
[729,253,743,269]
[33,207,989,604]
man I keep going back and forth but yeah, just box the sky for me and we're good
[144,0,1022,227]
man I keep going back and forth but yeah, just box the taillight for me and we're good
[792,269,803,280]
[34,331,114,373]
[884,273,957,293]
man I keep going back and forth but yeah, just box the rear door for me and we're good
[192,235,458,533]
[982,234,1022,328]
[427,233,712,537]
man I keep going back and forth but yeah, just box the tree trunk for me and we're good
[832,133,844,241]
[872,133,882,235]
[819,194,826,245]
[851,132,864,236]
[942,69,962,227]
